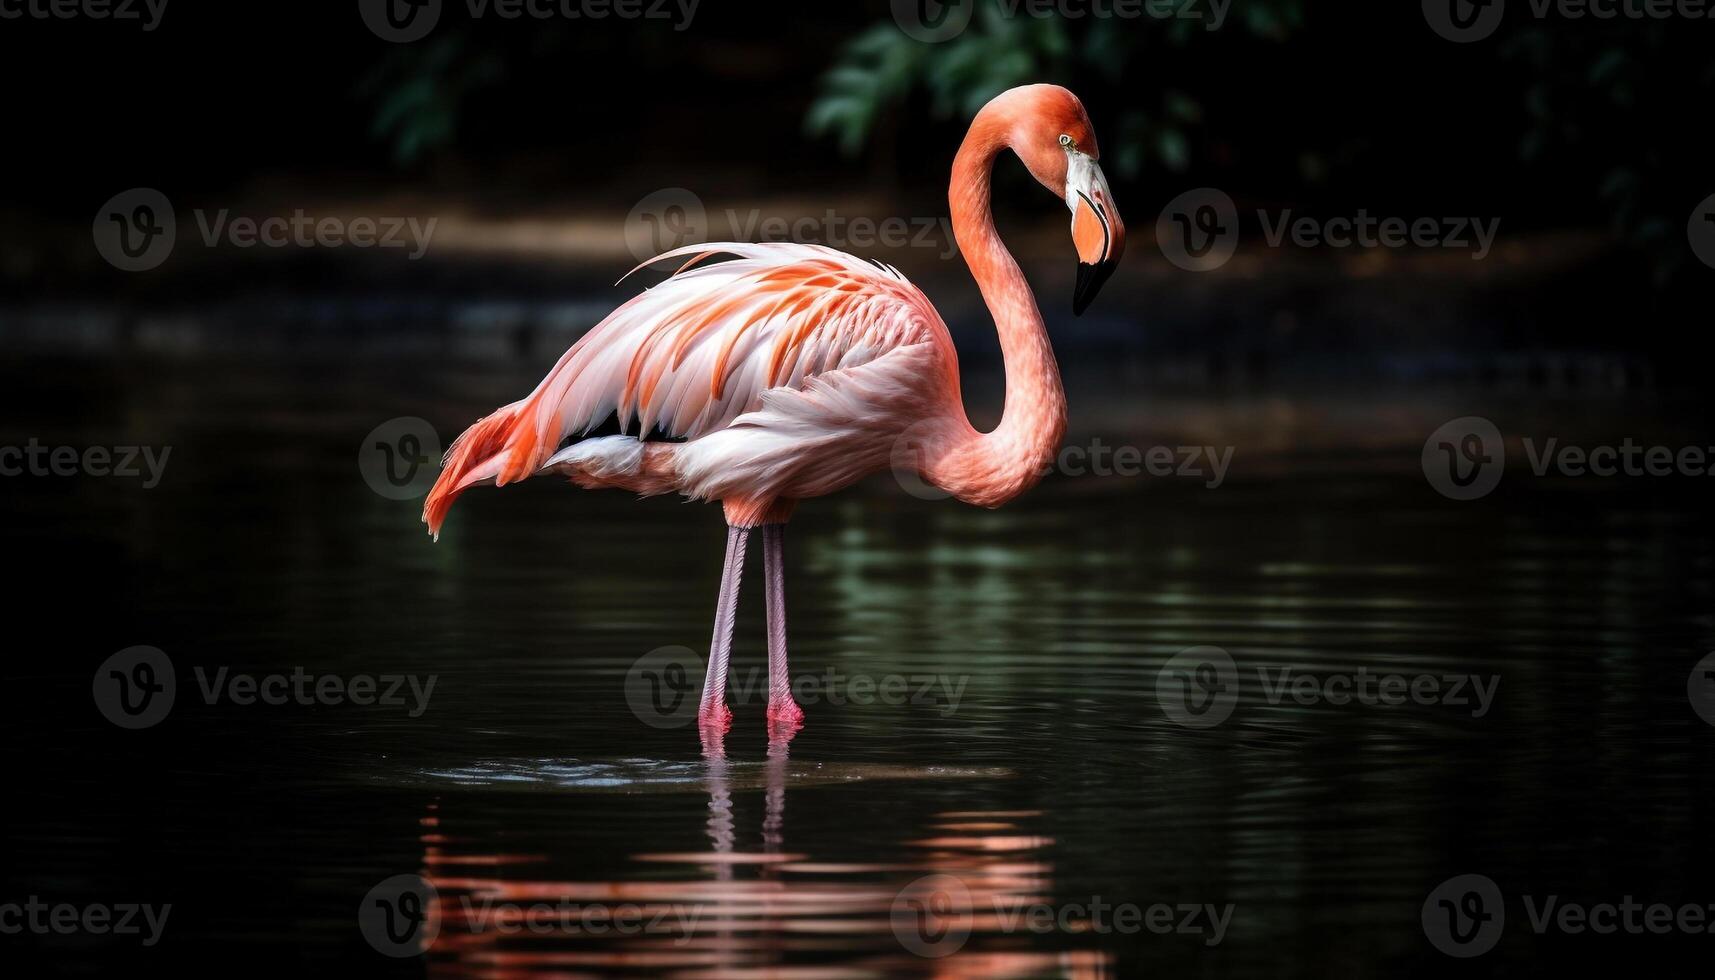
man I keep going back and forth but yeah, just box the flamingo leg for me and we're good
[699,525,748,732]
[763,524,805,734]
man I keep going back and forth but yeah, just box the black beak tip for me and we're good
[1073,261,1114,317]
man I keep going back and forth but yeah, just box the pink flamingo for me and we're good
[424,84,1125,735]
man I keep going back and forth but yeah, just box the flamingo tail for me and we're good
[422,401,534,540]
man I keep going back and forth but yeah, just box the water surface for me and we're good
[4,358,1713,977]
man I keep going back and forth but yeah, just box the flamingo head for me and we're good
[1005,84,1127,316]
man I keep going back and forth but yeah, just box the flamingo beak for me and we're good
[1067,154,1124,316]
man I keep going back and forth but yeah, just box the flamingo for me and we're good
[423,83,1125,736]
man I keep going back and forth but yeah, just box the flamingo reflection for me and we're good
[417,731,1112,977]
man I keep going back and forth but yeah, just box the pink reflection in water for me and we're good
[416,730,1112,978]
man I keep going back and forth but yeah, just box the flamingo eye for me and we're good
[1059,134,1075,149]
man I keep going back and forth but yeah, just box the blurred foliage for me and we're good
[808,4,1713,283]
[806,1,1305,180]
[349,6,1712,285]
[358,33,506,168]
[1501,23,1715,284]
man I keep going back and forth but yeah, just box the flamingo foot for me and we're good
[766,698,804,736]
[699,702,733,733]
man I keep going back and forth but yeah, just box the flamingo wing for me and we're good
[424,242,955,532]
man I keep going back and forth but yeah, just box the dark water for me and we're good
[4,358,1714,977]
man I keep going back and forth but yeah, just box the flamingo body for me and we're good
[425,84,1125,735]
[425,243,960,532]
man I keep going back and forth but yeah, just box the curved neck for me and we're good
[931,115,1067,507]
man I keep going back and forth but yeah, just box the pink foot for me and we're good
[766,699,805,736]
[699,703,733,733]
